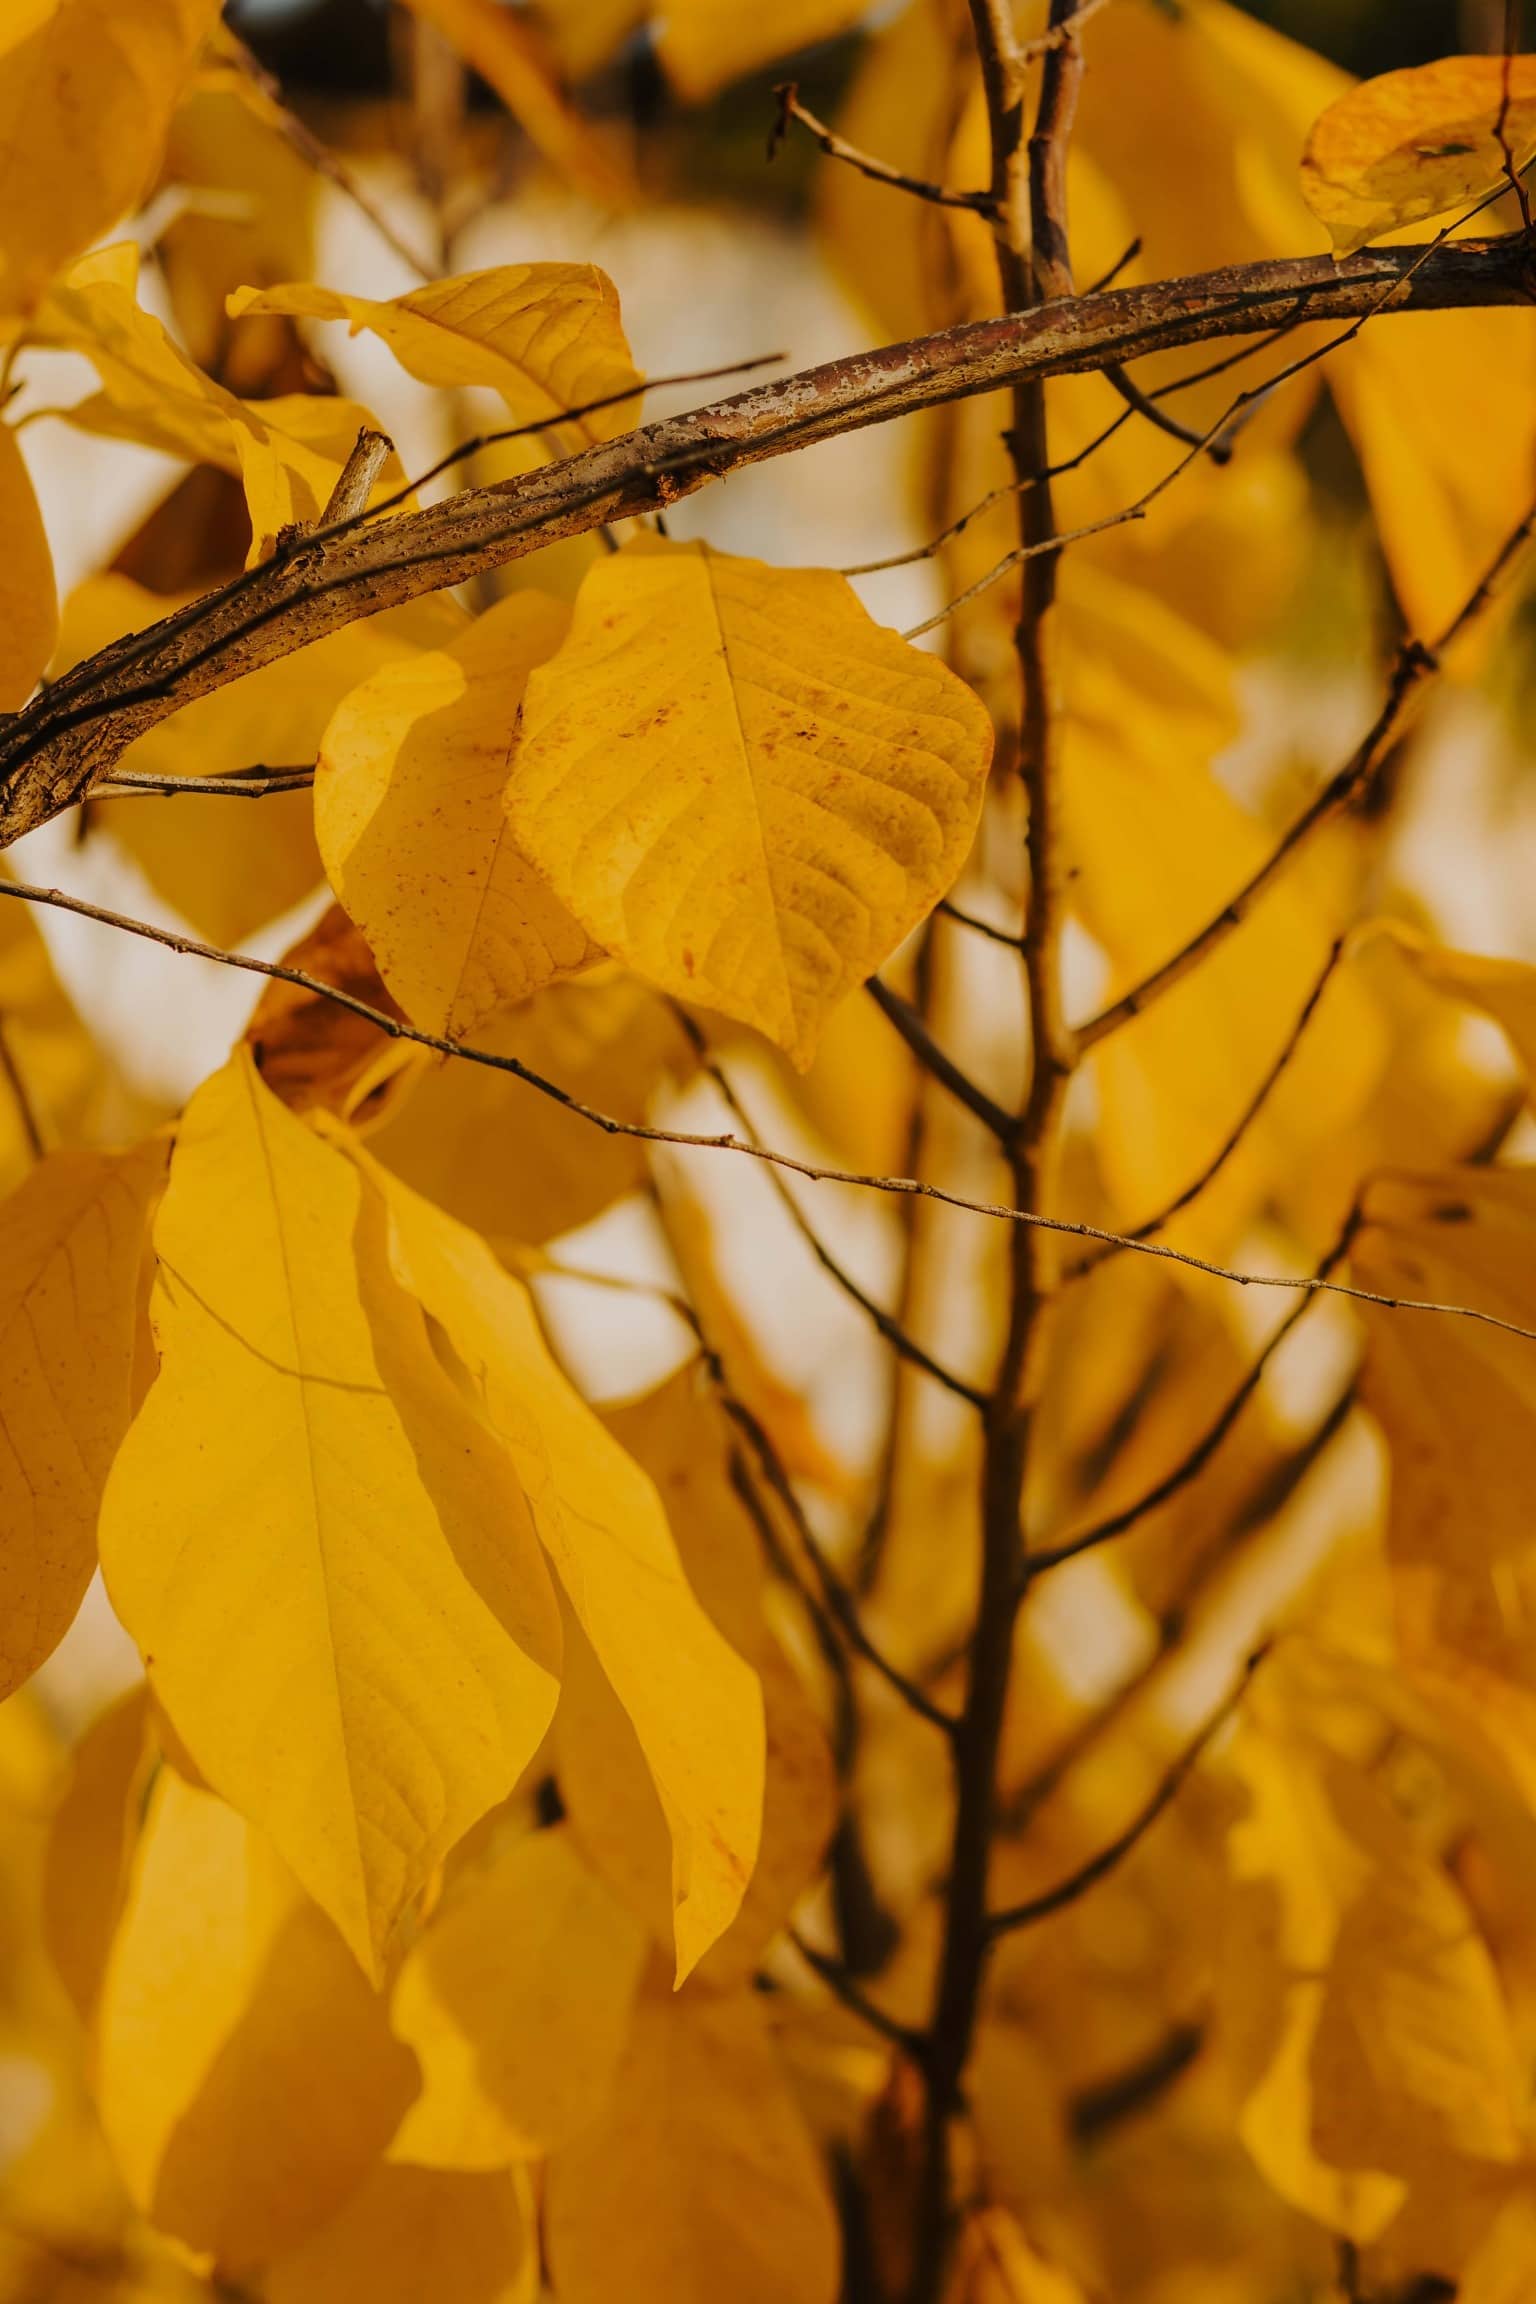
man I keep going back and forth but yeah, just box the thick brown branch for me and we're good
[3,238,1531,840]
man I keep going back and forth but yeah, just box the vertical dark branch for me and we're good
[906,4,1085,2297]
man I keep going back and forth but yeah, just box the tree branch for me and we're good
[986,1644,1268,1936]
[3,237,1532,840]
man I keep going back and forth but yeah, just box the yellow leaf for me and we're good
[94,1767,419,2270]
[508,542,993,1067]
[317,592,597,1038]
[365,967,693,1249]
[657,0,870,100]
[56,576,459,946]
[231,263,641,449]
[0,1142,164,1702]
[1457,2190,1536,2304]
[0,0,219,312]
[0,420,55,710]
[245,904,425,1129]
[98,1052,563,1977]
[1302,57,1536,255]
[544,1973,840,2304]
[1326,308,1536,638]
[558,1364,836,1985]
[41,1685,153,2020]
[0,869,157,1195]
[1384,930,1536,1084]
[391,1825,647,2165]
[266,2163,536,2304]
[362,1153,766,1980]
[36,245,397,559]
[1354,1166,1536,1578]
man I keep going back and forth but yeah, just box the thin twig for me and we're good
[986,1645,1269,1936]
[1078,490,1536,1048]
[867,977,1014,1139]
[770,83,996,215]
[91,764,317,800]
[936,897,1023,950]
[1024,1206,1357,1579]
[1068,935,1348,1271]
[4,878,1536,1343]
[669,1008,987,1410]
[1496,3,1533,234]
[787,1926,929,2060]
[0,1018,43,1161]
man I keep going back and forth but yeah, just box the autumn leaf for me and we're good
[0,1141,164,1701]
[230,263,642,448]
[1302,56,1536,255]
[94,1767,419,2269]
[35,244,399,558]
[99,1052,564,1978]
[265,2163,536,2304]
[508,541,993,1067]
[316,591,597,1038]
[393,0,631,205]
[0,421,56,711]
[0,0,220,311]
[391,1825,647,2165]
[245,904,424,1126]
[558,1363,837,1986]
[544,1971,840,2304]
[363,1153,767,1979]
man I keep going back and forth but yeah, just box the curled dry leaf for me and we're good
[1301,55,1536,254]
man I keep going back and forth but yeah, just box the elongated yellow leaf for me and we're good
[231,264,641,447]
[99,1052,563,1977]
[359,1150,765,1980]
[391,1825,647,2165]
[0,1142,163,1702]
[544,1974,839,2304]
[0,421,55,710]
[656,0,871,100]
[317,592,596,1038]
[0,0,219,311]
[267,2163,535,2304]
[508,542,993,1066]
[95,1768,419,2270]
[1379,924,1536,1085]
[559,1365,836,1985]
[36,245,397,558]
[1302,57,1536,255]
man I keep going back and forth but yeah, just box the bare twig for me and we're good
[0,1019,43,1161]
[867,977,1014,1139]
[91,765,317,800]
[1079,494,1536,1049]
[986,1645,1269,1935]
[787,1926,929,2060]
[770,83,996,215]
[0,882,1533,1348]
[1069,935,1348,1271]
[1024,1226,1350,1578]
[669,1008,987,1410]
[1496,3,1533,234]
